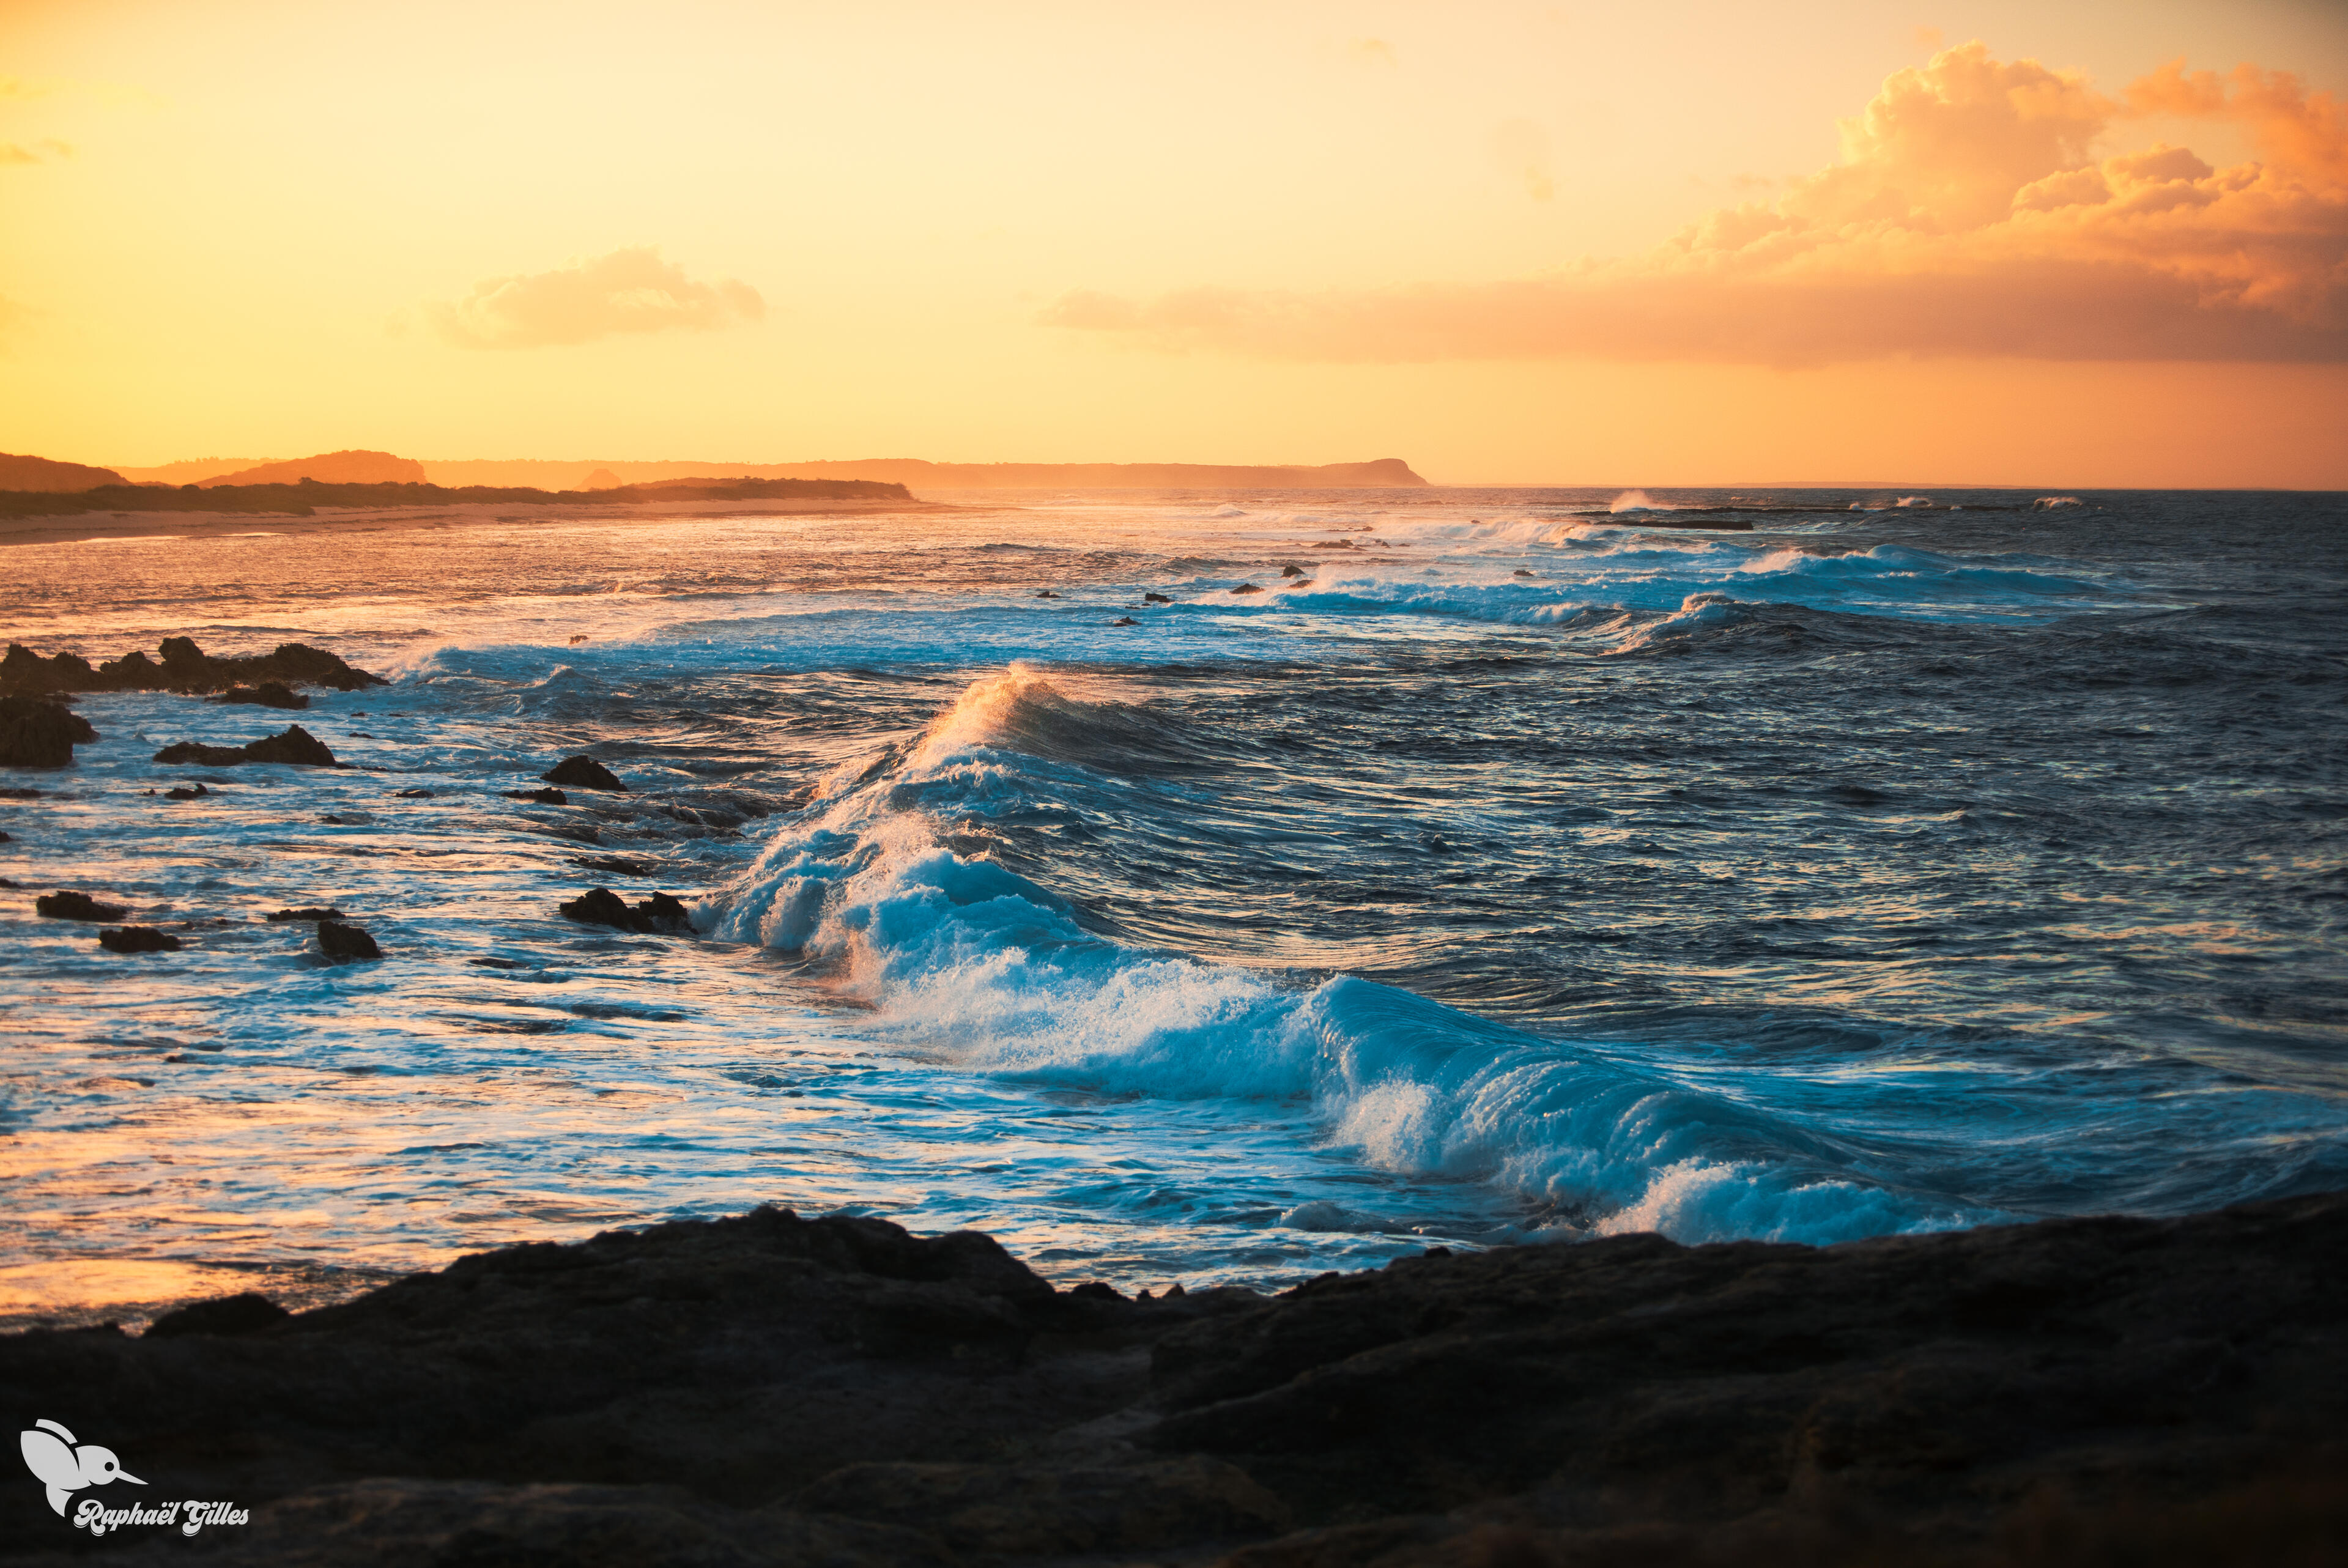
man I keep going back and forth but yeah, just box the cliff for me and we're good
[0,452,127,492]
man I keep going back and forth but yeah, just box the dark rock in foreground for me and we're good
[544,754,627,791]
[154,723,339,768]
[97,925,180,953]
[316,920,382,961]
[0,693,96,767]
[35,889,127,921]
[559,886,693,933]
[0,1196,2342,1566]
[145,1291,291,1338]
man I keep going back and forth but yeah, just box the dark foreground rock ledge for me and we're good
[2,1196,2343,1566]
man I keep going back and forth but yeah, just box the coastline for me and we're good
[2,1193,2341,1564]
[0,495,961,550]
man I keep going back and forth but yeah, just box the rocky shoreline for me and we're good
[3,1193,2342,1566]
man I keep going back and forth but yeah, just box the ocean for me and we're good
[2,485,2343,1327]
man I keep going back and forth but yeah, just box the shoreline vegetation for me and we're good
[0,1194,2340,1565]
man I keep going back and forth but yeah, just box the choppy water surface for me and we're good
[2,486,2344,1325]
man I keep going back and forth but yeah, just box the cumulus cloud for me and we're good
[1042,43,2348,364]
[428,246,765,350]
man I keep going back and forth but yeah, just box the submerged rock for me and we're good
[317,920,382,961]
[1144,592,1172,603]
[1109,616,1139,627]
[543,755,627,792]
[505,786,568,805]
[98,925,180,954]
[153,723,340,768]
[1229,583,1264,594]
[163,783,212,801]
[572,854,653,877]
[217,681,309,710]
[265,906,346,922]
[1280,564,1307,577]
[35,889,128,921]
[0,694,95,767]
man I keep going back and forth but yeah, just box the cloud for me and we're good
[427,246,765,350]
[1042,42,2348,364]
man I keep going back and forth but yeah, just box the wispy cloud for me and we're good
[1489,119,1554,201]
[426,246,765,349]
[1,138,74,165]
[1043,43,2348,364]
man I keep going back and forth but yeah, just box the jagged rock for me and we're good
[98,925,180,953]
[1280,565,1307,577]
[0,829,9,843]
[265,907,346,922]
[245,724,339,766]
[1144,593,1172,603]
[316,920,382,961]
[1230,583,1264,594]
[1110,616,1139,626]
[35,889,127,921]
[0,694,94,767]
[506,785,568,805]
[544,755,627,791]
[1034,590,1061,599]
[163,783,211,801]
[153,724,339,768]
[558,887,694,934]
[217,681,308,710]
[146,1292,291,1338]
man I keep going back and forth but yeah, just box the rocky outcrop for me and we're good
[34,889,127,920]
[544,755,627,791]
[0,694,95,766]
[1,638,384,698]
[504,785,568,805]
[98,925,180,953]
[0,1196,2342,1566]
[154,725,339,768]
[558,887,692,933]
[316,920,382,961]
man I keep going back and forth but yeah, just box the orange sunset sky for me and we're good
[3,1,2344,487]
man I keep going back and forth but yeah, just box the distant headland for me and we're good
[100,453,1430,491]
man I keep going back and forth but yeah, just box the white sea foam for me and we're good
[703,669,2004,1246]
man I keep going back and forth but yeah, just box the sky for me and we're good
[2,0,2344,486]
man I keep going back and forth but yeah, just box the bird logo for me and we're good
[20,1419,143,1517]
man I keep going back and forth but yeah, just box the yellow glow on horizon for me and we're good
[2,1,2343,486]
